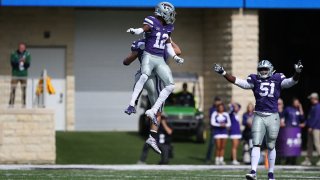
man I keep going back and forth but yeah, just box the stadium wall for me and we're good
[0,109,55,164]
[0,8,75,130]
[0,7,258,130]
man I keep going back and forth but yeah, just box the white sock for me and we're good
[251,146,260,172]
[220,157,224,162]
[215,157,219,162]
[268,148,276,173]
[150,84,174,113]
[129,74,148,106]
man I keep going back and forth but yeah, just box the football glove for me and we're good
[174,55,184,64]
[126,28,144,35]
[213,64,226,75]
[294,60,303,73]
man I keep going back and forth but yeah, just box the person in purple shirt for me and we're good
[281,97,305,165]
[123,38,181,155]
[211,103,231,165]
[229,103,242,165]
[301,92,320,166]
[214,60,303,180]
[125,2,184,128]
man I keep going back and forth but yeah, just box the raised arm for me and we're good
[281,60,303,89]
[213,64,253,89]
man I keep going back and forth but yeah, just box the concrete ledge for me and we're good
[0,109,55,164]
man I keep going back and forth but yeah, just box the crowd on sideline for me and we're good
[205,93,320,166]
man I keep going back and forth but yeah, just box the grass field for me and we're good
[1,168,320,179]
[56,131,241,164]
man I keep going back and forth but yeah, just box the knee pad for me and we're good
[267,141,276,150]
[165,84,175,92]
[140,74,149,83]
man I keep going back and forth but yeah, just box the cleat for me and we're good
[146,135,161,154]
[145,109,158,126]
[124,105,136,115]
[232,160,240,165]
[268,172,275,180]
[245,170,257,180]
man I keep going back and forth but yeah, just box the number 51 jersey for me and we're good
[143,16,174,57]
[247,73,286,113]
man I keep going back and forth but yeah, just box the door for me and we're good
[26,47,66,130]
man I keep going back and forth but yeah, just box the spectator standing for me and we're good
[281,98,305,165]
[137,115,173,164]
[242,103,255,164]
[9,42,31,108]
[229,103,242,165]
[301,92,320,166]
[205,97,222,163]
[211,103,231,165]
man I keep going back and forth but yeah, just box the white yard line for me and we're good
[0,164,319,171]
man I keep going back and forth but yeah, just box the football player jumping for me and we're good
[213,60,303,180]
[124,2,183,126]
[123,39,181,154]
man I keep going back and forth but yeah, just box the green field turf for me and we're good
[1,169,320,179]
[56,131,240,164]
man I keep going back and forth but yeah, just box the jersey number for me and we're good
[259,82,275,97]
[153,32,168,49]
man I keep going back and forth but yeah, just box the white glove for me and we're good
[173,55,184,64]
[126,28,143,35]
[294,60,303,73]
[213,64,226,75]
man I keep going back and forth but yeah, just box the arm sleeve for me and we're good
[225,113,231,127]
[165,43,176,59]
[242,114,247,126]
[143,16,154,28]
[10,52,19,68]
[210,112,220,127]
[235,78,254,89]
[24,52,31,69]
[281,77,298,89]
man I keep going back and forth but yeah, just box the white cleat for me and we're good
[146,135,161,154]
[145,109,158,126]
[231,160,240,165]
[246,170,257,180]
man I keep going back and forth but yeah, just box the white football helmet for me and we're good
[154,2,176,24]
[257,60,274,79]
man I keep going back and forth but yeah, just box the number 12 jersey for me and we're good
[143,16,174,57]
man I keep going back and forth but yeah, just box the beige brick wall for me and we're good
[231,10,258,115]
[0,109,55,164]
[0,8,75,130]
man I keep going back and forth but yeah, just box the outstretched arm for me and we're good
[281,60,303,89]
[127,24,151,35]
[213,64,253,89]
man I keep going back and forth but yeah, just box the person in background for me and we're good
[278,98,285,127]
[282,97,305,165]
[205,96,222,164]
[242,103,255,164]
[229,102,242,165]
[211,103,231,165]
[158,115,173,164]
[175,83,195,107]
[9,42,31,108]
[137,115,173,164]
[301,92,320,166]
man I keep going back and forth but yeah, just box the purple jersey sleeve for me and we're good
[247,74,256,85]
[143,16,155,28]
